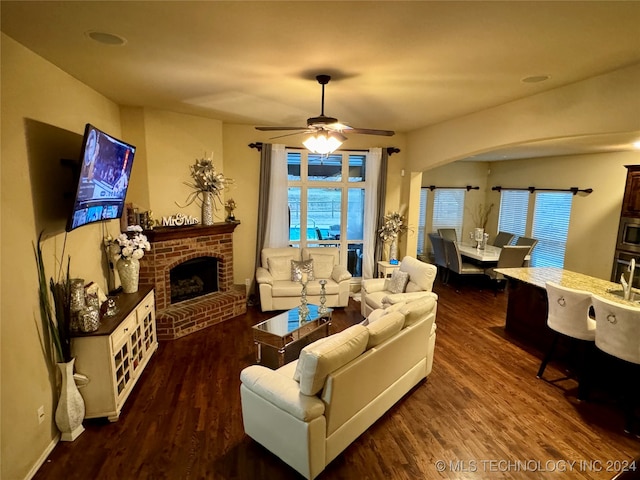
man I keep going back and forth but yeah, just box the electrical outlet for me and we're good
[37,406,45,424]
[245,278,250,286]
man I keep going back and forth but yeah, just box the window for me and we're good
[497,189,573,268]
[287,150,366,277]
[432,189,465,241]
[417,188,428,254]
[531,192,573,267]
[498,190,529,240]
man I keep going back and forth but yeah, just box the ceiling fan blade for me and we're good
[268,131,311,140]
[343,127,395,136]
[255,126,308,132]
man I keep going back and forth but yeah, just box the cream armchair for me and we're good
[361,256,437,317]
[257,247,352,312]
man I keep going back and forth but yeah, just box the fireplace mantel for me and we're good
[144,221,240,242]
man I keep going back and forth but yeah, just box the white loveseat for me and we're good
[361,256,437,317]
[256,247,352,312]
[240,295,437,479]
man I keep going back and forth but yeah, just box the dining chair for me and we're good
[442,238,484,288]
[515,236,538,266]
[491,231,515,248]
[437,228,458,243]
[484,245,530,295]
[428,233,449,283]
[591,294,640,433]
[537,282,596,401]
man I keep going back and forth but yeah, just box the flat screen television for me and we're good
[66,124,136,231]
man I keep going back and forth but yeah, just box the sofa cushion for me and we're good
[366,311,405,348]
[291,259,315,282]
[268,256,295,281]
[294,324,369,395]
[400,296,437,327]
[384,270,409,294]
[310,253,334,278]
[400,256,436,292]
[366,308,388,325]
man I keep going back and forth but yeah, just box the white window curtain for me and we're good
[417,188,428,254]
[263,144,289,248]
[362,147,382,279]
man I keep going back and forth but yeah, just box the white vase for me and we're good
[117,257,140,293]
[474,227,484,248]
[202,191,214,226]
[55,358,85,442]
[389,238,398,262]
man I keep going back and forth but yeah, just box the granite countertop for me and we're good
[494,267,640,307]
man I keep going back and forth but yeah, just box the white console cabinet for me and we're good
[71,286,157,422]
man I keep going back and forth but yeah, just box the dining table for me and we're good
[457,243,502,263]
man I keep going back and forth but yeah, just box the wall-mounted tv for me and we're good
[66,124,136,231]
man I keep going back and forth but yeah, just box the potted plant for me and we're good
[33,232,85,441]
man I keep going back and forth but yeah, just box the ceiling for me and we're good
[2,1,640,160]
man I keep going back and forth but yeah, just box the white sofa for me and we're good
[256,247,352,312]
[240,295,437,479]
[361,256,437,317]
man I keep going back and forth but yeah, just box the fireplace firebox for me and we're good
[170,257,219,304]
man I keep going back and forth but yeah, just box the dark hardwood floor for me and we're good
[34,278,639,480]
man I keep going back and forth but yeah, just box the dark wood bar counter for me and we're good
[495,267,638,352]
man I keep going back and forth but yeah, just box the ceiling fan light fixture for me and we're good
[303,130,345,155]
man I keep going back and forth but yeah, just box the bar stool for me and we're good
[537,282,595,401]
[591,294,640,434]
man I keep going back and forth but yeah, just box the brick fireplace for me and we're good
[139,222,246,340]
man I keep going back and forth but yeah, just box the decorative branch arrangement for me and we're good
[468,203,494,229]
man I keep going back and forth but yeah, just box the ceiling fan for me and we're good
[255,74,394,154]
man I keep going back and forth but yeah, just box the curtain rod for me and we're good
[426,185,479,191]
[248,142,400,156]
[491,186,593,195]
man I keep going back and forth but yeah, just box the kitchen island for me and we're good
[494,267,637,352]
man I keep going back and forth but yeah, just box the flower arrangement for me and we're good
[378,211,408,242]
[33,231,73,364]
[469,203,494,229]
[180,156,233,209]
[107,225,151,261]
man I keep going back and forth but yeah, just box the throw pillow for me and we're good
[267,256,294,281]
[310,253,334,278]
[386,270,409,294]
[291,259,315,282]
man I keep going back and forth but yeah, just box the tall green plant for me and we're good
[33,231,72,364]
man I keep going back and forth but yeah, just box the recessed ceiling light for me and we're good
[85,31,127,46]
[521,75,551,83]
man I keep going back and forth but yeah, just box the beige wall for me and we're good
[1,34,124,480]
[407,63,640,172]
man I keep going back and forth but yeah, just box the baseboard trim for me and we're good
[24,434,59,480]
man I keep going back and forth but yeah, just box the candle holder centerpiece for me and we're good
[318,279,328,316]
[298,272,310,322]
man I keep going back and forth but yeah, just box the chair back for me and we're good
[442,238,462,274]
[492,231,515,248]
[398,256,437,292]
[496,246,530,269]
[515,236,538,254]
[545,282,595,341]
[428,233,448,269]
[437,228,458,242]
[592,294,640,364]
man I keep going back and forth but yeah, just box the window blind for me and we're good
[498,190,529,238]
[432,189,465,241]
[417,188,428,254]
[531,192,573,268]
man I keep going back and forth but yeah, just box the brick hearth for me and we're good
[139,222,246,340]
